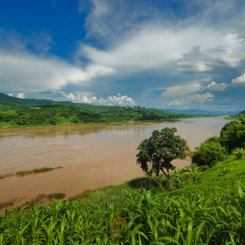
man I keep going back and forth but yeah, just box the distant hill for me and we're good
[0,92,74,106]
[0,92,189,128]
[0,92,100,108]
[166,108,238,116]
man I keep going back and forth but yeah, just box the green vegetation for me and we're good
[0,103,187,128]
[16,167,60,177]
[1,114,245,244]
[1,101,244,243]
[21,193,66,208]
[230,110,245,122]
[220,120,245,152]
[1,157,245,244]
[192,140,227,167]
[192,115,245,167]
[137,127,189,177]
[0,92,73,107]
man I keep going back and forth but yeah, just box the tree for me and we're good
[136,127,189,177]
[220,120,245,152]
[192,140,227,167]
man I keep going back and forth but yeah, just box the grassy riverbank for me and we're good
[1,156,245,244]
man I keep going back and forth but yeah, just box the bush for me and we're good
[232,148,245,160]
[192,140,227,167]
[220,120,245,152]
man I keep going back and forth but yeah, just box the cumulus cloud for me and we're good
[169,92,214,108]
[79,24,245,79]
[81,25,234,72]
[232,73,245,86]
[205,81,228,91]
[0,51,114,93]
[1,0,245,110]
[196,92,214,102]
[61,92,135,106]
[169,98,189,107]
[16,93,25,99]
[163,82,202,97]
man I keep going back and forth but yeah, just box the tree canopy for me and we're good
[192,140,227,167]
[136,127,189,177]
[220,120,245,152]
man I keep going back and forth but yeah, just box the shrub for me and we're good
[232,148,245,160]
[220,120,245,152]
[192,140,227,167]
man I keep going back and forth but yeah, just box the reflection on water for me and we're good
[0,117,227,175]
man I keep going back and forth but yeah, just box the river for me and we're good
[0,117,227,206]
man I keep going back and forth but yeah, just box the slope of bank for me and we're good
[1,156,245,244]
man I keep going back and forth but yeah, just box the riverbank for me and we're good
[0,117,227,209]
[0,156,190,212]
[1,157,245,244]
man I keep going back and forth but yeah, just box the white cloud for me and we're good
[16,93,25,99]
[61,92,135,106]
[79,25,245,75]
[168,92,214,108]
[196,92,214,102]
[205,81,228,91]
[0,51,114,93]
[163,82,201,97]
[82,26,214,70]
[169,98,189,107]
[83,0,159,42]
[232,73,245,86]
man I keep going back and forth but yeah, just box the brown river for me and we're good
[0,117,227,207]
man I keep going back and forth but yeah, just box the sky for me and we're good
[0,0,245,111]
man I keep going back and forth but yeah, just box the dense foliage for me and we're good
[137,128,189,176]
[0,104,186,128]
[193,114,245,167]
[220,120,245,152]
[0,93,189,127]
[192,140,227,167]
[1,158,245,244]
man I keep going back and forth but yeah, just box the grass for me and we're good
[0,157,245,244]
[20,193,66,209]
[15,166,61,177]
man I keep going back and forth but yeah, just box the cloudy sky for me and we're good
[0,0,245,110]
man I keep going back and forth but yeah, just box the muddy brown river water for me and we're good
[0,117,227,206]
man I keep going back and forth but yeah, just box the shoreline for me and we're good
[0,158,190,212]
[0,119,180,131]
[0,117,227,211]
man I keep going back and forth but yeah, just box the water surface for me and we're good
[0,117,227,205]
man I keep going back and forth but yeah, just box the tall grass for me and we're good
[0,159,245,244]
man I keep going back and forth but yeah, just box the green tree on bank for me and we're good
[136,127,189,177]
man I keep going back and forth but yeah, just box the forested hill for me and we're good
[0,93,188,127]
[0,92,75,106]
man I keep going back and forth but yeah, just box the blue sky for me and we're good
[0,0,245,110]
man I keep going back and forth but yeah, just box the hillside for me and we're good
[0,92,75,106]
[0,157,245,244]
[0,93,187,128]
